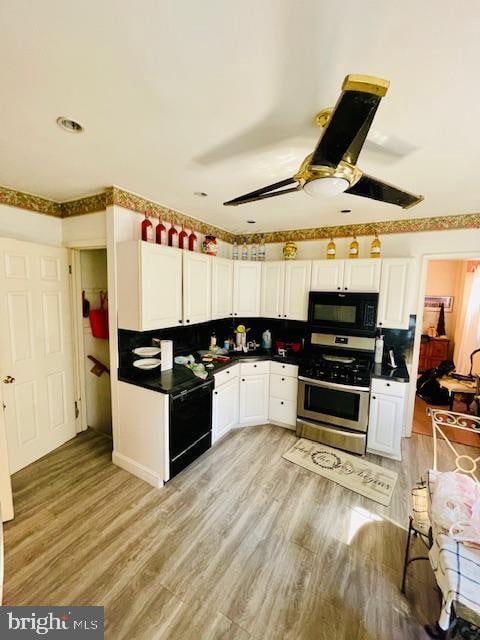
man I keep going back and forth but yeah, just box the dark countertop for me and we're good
[371,360,410,383]
[118,350,305,395]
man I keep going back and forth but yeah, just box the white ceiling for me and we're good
[1,0,479,234]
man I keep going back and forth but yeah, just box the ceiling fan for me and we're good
[223,74,423,209]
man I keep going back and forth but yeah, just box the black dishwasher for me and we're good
[169,380,213,479]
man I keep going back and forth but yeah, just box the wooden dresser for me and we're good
[419,337,450,372]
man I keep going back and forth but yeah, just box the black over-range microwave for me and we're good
[307,291,379,337]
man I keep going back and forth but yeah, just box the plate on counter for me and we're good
[133,358,162,370]
[132,347,161,357]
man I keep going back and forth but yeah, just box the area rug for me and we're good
[283,439,398,506]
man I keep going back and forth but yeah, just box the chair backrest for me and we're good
[428,408,480,483]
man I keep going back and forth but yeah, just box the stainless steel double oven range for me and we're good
[296,291,379,455]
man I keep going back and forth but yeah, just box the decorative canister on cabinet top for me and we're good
[283,241,297,260]
[202,235,218,256]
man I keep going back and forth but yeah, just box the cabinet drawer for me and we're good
[268,397,296,428]
[240,361,270,376]
[270,361,298,378]
[371,378,407,398]
[214,364,239,388]
[270,374,298,401]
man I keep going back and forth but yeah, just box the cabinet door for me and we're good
[343,259,381,292]
[268,397,296,428]
[367,393,403,459]
[212,257,233,320]
[141,242,183,330]
[233,261,261,317]
[239,374,269,426]
[311,260,344,292]
[212,377,239,443]
[284,260,312,320]
[183,251,212,325]
[260,261,285,318]
[377,258,415,329]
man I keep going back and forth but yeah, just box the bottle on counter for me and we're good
[370,232,381,258]
[326,236,336,260]
[349,235,359,259]
[374,331,384,364]
[155,218,166,244]
[232,239,239,260]
[258,234,266,261]
[141,211,154,242]
[210,331,217,350]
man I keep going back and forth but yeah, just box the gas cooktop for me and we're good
[299,353,373,387]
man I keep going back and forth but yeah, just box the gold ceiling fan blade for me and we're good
[310,75,389,169]
[223,177,299,206]
[345,173,424,209]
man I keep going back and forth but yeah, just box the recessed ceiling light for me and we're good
[341,209,352,214]
[194,191,208,197]
[247,220,256,224]
[56,117,84,133]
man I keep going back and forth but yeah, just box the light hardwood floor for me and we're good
[5,425,477,640]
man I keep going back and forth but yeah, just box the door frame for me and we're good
[406,250,480,437]
[67,241,107,434]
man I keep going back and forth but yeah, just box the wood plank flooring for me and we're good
[4,425,478,639]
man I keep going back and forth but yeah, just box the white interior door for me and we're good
[0,238,76,474]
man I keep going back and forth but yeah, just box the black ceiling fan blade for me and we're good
[223,177,298,206]
[311,75,389,169]
[345,174,424,209]
[224,184,300,206]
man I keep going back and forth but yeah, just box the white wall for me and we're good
[62,211,106,246]
[0,203,62,245]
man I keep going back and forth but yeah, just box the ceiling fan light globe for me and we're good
[303,177,350,198]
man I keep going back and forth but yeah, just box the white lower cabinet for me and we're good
[268,361,298,429]
[212,376,239,443]
[239,370,269,426]
[367,379,407,460]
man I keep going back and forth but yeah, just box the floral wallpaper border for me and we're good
[235,212,480,243]
[2,183,480,244]
[0,185,61,217]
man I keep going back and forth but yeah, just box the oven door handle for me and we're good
[298,376,370,393]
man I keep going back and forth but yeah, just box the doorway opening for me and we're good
[72,248,112,441]
[413,258,480,447]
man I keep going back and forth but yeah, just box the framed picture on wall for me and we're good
[424,296,454,312]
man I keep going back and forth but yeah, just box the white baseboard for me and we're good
[112,451,164,489]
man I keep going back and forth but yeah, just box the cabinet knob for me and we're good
[337,287,341,290]
[234,313,237,316]
[372,396,376,400]
[226,371,230,374]
[278,314,281,318]
[229,313,232,316]
[344,287,348,290]
[179,319,183,323]
[378,322,383,326]
[281,401,284,405]
[254,364,257,368]
[186,319,190,323]
[281,377,285,381]
[284,314,287,318]
[386,383,390,387]
[214,391,218,395]
[282,365,285,368]
[242,378,245,382]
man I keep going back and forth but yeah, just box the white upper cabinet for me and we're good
[377,258,415,329]
[117,241,183,331]
[343,259,381,292]
[284,260,312,320]
[183,251,212,325]
[212,257,234,320]
[311,259,380,292]
[311,260,344,292]
[261,261,285,319]
[233,261,261,317]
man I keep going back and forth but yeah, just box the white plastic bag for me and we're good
[431,472,480,546]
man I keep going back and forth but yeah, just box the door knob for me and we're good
[2,375,15,384]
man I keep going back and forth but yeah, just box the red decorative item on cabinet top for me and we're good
[168,223,178,247]
[178,225,188,250]
[155,218,166,244]
[188,228,197,251]
[141,211,153,242]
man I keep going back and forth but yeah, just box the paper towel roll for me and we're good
[160,340,173,371]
